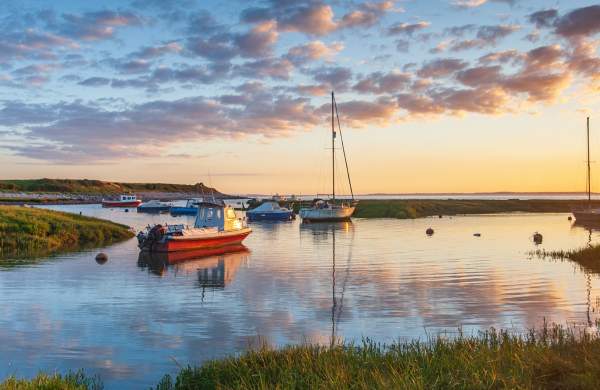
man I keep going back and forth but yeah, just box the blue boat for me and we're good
[170,198,204,216]
[247,201,294,221]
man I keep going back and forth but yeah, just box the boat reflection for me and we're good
[299,221,354,345]
[137,245,249,289]
[572,220,600,232]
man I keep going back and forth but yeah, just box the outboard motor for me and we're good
[138,224,166,250]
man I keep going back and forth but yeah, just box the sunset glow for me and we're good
[1,0,599,194]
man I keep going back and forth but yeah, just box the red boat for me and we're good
[102,194,142,208]
[137,200,251,253]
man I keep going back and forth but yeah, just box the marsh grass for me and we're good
[154,325,600,389]
[352,199,596,219]
[532,245,600,275]
[0,370,102,390]
[282,199,594,219]
[0,206,133,261]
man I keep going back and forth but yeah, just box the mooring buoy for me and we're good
[426,228,434,236]
[95,252,108,264]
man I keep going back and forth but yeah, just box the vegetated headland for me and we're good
[533,244,600,275]
[0,206,133,262]
[283,199,600,219]
[0,178,224,204]
[4,325,600,389]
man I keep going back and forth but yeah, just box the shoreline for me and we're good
[3,325,600,389]
[0,206,134,261]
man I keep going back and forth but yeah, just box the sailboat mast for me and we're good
[332,91,335,202]
[587,116,591,206]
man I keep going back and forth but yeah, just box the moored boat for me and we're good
[102,194,142,208]
[137,199,172,213]
[572,118,600,223]
[299,91,357,223]
[170,198,204,215]
[137,200,251,253]
[247,201,294,221]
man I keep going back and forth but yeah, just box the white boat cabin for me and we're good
[194,201,245,231]
[120,194,138,201]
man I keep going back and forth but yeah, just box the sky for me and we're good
[0,0,599,195]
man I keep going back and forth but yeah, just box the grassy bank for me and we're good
[0,178,222,195]
[4,326,600,389]
[153,326,600,389]
[0,371,102,390]
[0,206,133,260]
[533,245,600,275]
[282,199,596,219]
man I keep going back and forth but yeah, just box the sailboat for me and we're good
[572,117,600,223]
[300,92,358,222]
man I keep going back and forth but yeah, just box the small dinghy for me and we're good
[170,198,204,215]
[247,201,294,221]
[137,199,172,213]
[137,200,251,253]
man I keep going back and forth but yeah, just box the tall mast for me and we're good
[332,91,335,202]
[333,95,354,201]
[588,117,591,207]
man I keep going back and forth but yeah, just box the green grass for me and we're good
[0,371,102,390]
[351,199,596,219]
[4,326,600,389]
[533,245,600,275]
[0,178,222,195]
[0,206,134,261]
[282,199,595,219]
[154,326,600,389]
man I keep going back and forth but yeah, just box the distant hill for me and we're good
[0,178,225,196]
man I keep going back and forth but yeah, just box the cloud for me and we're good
[478,49,524,64]
[234,57,294,80]
[78,77,111,86]
[234,20,279,58]
[387,21,430,36]
[456,65,502,87]
[274,4,338,35]
[528,9,558,29]
[448,24,519,51]
[310,66,353,91]
[129,42,182,59]
[56,10,143,41]
[451,0,515,8]
[0,29,77,62]
[286,41,343,65]
[417,58,468,78]
[0,93,321,162]
[554,5,600,38]
[240,1,394,36]
[353,71,411,94]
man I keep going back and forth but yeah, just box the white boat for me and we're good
[299,92,357,222]
[572,117,600,223]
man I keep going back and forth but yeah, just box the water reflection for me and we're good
[138,246,249,289]
[299,222,354,345]
[4,207,600,387]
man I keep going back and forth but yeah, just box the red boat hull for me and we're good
[150,230,251,253]
[102,200,142,207]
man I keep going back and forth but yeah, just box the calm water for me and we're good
[1,205,600,388]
